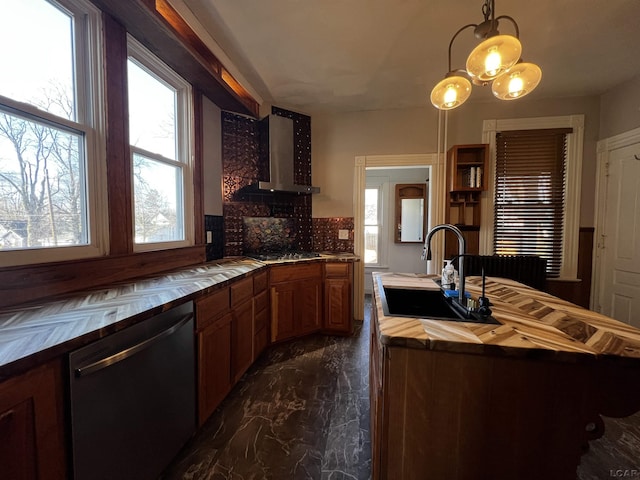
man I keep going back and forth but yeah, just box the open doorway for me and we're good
[352,154,445,320]
[363,167,429,294]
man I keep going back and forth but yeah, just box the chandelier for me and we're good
[430,0,542,110]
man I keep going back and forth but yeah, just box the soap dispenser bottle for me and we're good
[441,260,455,290]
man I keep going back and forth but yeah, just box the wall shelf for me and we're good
[444,144,488,259]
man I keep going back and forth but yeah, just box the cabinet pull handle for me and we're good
[0,409,15,426]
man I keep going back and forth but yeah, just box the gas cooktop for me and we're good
[248,251,321,262]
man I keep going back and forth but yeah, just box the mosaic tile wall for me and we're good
[312,217,355,253]
[221,108,313,256]
[204,215,224,261]
[243,217,296,253]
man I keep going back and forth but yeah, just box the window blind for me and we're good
[494,128,572,278]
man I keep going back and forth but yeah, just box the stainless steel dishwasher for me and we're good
[68,301,195,480]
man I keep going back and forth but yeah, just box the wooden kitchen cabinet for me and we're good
[0,359,67,480]
[231,276,254,384]
[370,317,385,480]
[196,272,267,424]
[195,286,232,425]
[323,262,353,335]
[270,263,322,342]
[253,270,270,360]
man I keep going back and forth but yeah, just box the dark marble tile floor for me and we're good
[162,295,640,480]
[162,302,372,480]
[578,411,640,479]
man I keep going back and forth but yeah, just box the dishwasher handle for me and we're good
[75,313,193,378]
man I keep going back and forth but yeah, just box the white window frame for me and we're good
[364,181,387,268]
[127,36,194,252]
[481,115,585,279]
[0,0,107,267]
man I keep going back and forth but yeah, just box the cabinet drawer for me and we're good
[196,287,229,330]
[254,289,269,313]
[324,262,350,278]
[253,270,268,294]
[270,263,322,283]
[231,276,253,309]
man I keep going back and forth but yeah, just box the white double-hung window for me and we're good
[0,0,105,266]
[127,38,194,249]
[364,185,384,266]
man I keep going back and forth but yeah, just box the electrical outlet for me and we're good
[206,231,212,243]
[338,229,349,240]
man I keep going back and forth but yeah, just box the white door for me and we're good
[600,144,640,327]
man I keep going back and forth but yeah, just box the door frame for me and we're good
[593,126,640,311]
[353,154,445,320]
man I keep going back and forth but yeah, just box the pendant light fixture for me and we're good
[430,0,541,110]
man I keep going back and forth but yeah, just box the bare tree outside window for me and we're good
[127,54,185,245]
[0,0,90,252]
[0,95,86,250]
[132,153,181,243]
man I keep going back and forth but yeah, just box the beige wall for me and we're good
[202,96,223,215]
[312,107,440,218]
[599,74,640,139]
[312,95,600,227]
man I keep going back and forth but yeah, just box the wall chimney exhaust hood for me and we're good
[257,115,320,194]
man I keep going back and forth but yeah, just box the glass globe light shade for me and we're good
[466,34,522,82]
[430,75,472,110]
[491,62,542,100]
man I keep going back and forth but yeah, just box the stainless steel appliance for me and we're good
[255,115,320,194]
[68,301,195,480]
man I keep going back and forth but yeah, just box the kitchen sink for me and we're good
[378,279,499,325]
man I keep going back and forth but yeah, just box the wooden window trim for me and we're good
[482,116,585,279]
[0,12,205,310]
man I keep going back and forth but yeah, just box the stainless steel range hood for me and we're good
[258,115,320,194]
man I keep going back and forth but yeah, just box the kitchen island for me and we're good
[371,272,640,480]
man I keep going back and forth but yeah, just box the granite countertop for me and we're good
[257,252,360,265]
[0,253,360,380]
[0,258,265,379]
[373,272,640,363]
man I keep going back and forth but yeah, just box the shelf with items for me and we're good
[445,144,488,257]
[447,144,488,192]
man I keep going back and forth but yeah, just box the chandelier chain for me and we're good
[482,0,492,21]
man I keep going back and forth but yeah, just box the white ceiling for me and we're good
[181,0,640,114]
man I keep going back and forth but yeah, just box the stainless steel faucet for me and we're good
[421,224,466,306]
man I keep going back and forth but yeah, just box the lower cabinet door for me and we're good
[298,279,322,335]
[0,396,37,480]
[232,299,254,383]
[0,360,66,480]
[198,313,232,425]
[271,283,296,342]
[324,277,352,333]
[253,308,269,360]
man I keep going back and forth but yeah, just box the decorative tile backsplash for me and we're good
[312,218,354,253]
[204,215,224,261]
[221,108,313,256]
[243,217,296,253]
[219,108,353,256]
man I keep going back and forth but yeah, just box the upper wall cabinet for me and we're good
[395,183,427,243]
